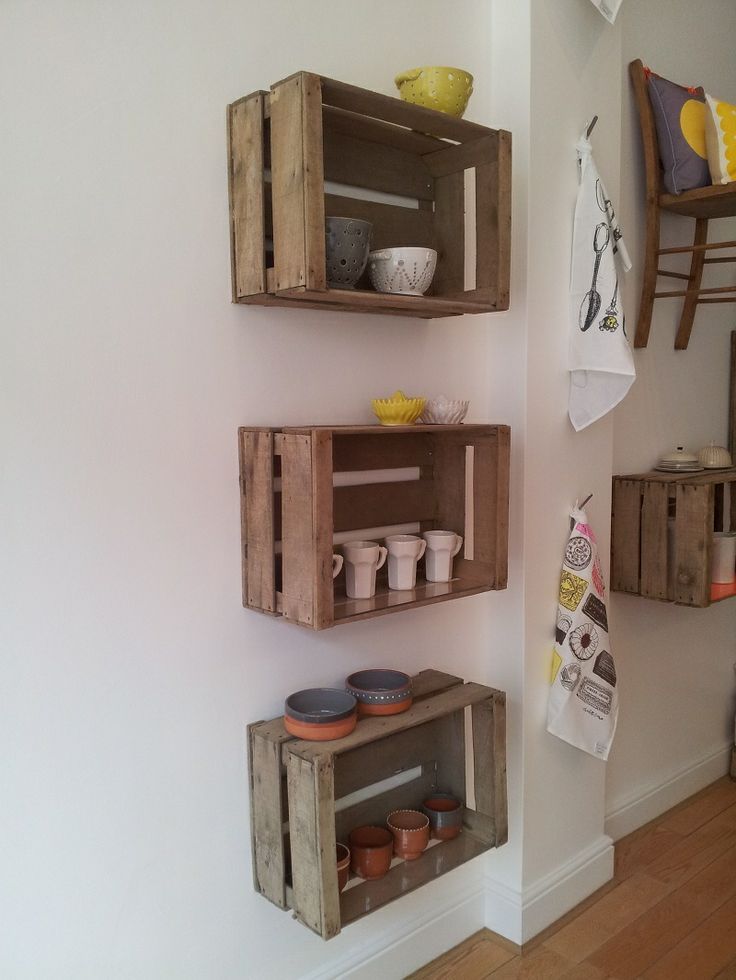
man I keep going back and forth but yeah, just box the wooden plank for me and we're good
[274,285,489,316]
[238,288,447,319]
[287,752,339,939]
[324,192,435,250]
[674,483,713,606]
[433,171,466,296]
[406,929,516,979]
[323,127,434,201]
[476,131,512,311]
[249,725,288,907]
[435,708,466,802]
[310,429,334,630]
[644,893,736,980]
[287,682,498,763]
[241,429,276,613]
[332,577,490,625]
[730,332,736,463]
[322,104,444,156]
[270,73,326,293]
[472,693,508,846]
[611,479,642,594]
[660,184,736,219]
[421,133,498,178]
[228,93,266,298]
[675,217,708,351]
[318,75,495,143]
[332,431,435,471]
[640,481,669,600]
[279,433,316,626]
[473,428,510,589]
[615,467,736,486]
[333,479,436,532]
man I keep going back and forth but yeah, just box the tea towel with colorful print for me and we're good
[547,506,618,760]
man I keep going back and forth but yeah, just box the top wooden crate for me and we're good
[227,71,511,319]
[611,468,736,607]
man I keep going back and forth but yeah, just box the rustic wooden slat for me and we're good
[332,577,490,625]
[615,468,736,486]
[640,481,669,600]
[300,72,327,292]
[279,433,316,626]
[674,484,714,607]
[422,133,498,178]
[332,431,435,471]
[249,725,288,907]
[228,93,266,298]
[333,479,436,532]
[323,127,434,201]
[433,171,466,296]
[472,693,508,846]
[322,104,444,156]
[274,285,488,316]
[473,428,511,588]
[611,479,642,594]
[270,75,308,292]
[335,721,446,800]
[310,429,334,630]
[730,332,736,464]
[475,131,512,311]
[287,682,498,763]
[318,74,495,143]
[324,192,435,250]
[287,753,339,939]
[241,428,276,613]
[238,289,446,318]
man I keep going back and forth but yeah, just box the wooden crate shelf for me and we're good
[611,468,736,606]
[248,669,508,940]
[227,72,511,319]
[239,423,511,629]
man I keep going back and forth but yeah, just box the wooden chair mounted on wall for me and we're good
[629,59,736,350]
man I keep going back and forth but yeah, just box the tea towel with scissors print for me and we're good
[569,131,635,432]
[547,506,619,760]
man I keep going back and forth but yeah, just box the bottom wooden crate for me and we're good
[248,669,507,940]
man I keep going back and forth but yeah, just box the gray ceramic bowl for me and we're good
[422,793,463,840]
[285,688,357,724]
[345,669,412,710]
[325,217,372,289]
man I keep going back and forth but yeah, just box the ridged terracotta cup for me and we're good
[336,843,351,892]
[348,826,393,880]
[387,809,430,860]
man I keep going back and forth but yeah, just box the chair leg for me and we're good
[675,218,708,351]
[634,194,661,348]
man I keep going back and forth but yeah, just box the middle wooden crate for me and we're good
[239,423,511,628]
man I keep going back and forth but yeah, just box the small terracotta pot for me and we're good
[348,826,393,880]
[336,843,351,892]
[423,794,463,840]
[387,809,430,860]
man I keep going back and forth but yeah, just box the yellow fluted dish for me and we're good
[394,66,473,118]
[372,390,426,426]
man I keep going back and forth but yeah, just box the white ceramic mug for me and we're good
[712,532,736,584]
[342,540,388,599]
[422,530,463,583]
[385,534,427,591]
[331,554,344,579]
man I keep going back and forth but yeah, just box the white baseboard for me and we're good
[484,835,614,945]
[303,879,485,980]
[605,742,733,842]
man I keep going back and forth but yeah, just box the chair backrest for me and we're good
[629,59,662,204]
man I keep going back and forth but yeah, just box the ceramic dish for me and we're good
[345,668,413,716]
[371,390,426,426]
[284,688,358,741]
[367,248,437,296]
[386,809,430,860]
[325,217,372,289]
[420,396,469,425]
[698,443,733,468]
[394,66,473,118]
[348,826,394,880]
[422,793,463,840]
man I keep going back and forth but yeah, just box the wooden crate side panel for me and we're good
[471,693,508,846]
[311,430,334,630]
[487,130,511,311]
[731,331,736,463]
[332,432,435,471]
[433,170,466,296]
[228,93,266,299]
[249,726,288,907]
[279,433,316,626]
[421,133,498,178]
[271,73,326,293]
[674,483,713,607]
[434,709,466,803]
[334,767,437,844]
[324,193,435,250]
[474,428,510,589]
[640,481,669,600]
[322,126,434,201]
[431,434,467,541]
[241,429,276,613]
[611,479,642,594]
[287,753,339,939]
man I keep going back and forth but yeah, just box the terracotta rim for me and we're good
[387,809,430,833]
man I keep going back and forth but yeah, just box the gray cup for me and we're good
[325,217,372,289]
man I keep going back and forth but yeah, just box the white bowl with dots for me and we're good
[367,247,437,296]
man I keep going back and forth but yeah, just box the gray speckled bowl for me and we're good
[346,669,412,716]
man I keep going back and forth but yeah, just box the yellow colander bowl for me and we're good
[394,66,473,118]
[372,390,426,426]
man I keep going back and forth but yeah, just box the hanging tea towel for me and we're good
[547,506,619,760]
[569,133,635,431]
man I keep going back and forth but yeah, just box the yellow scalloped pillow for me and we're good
[705,93,736,184]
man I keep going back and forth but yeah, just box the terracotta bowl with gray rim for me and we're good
[345,668,413,716]
[422,793,463,840]
[284,688,357,741]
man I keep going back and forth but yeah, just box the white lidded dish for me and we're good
[697,442,733,469]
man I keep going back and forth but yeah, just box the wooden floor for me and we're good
[409,776,736,979]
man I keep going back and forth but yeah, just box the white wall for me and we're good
[1,2,527,978]
[606,0,736,837]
